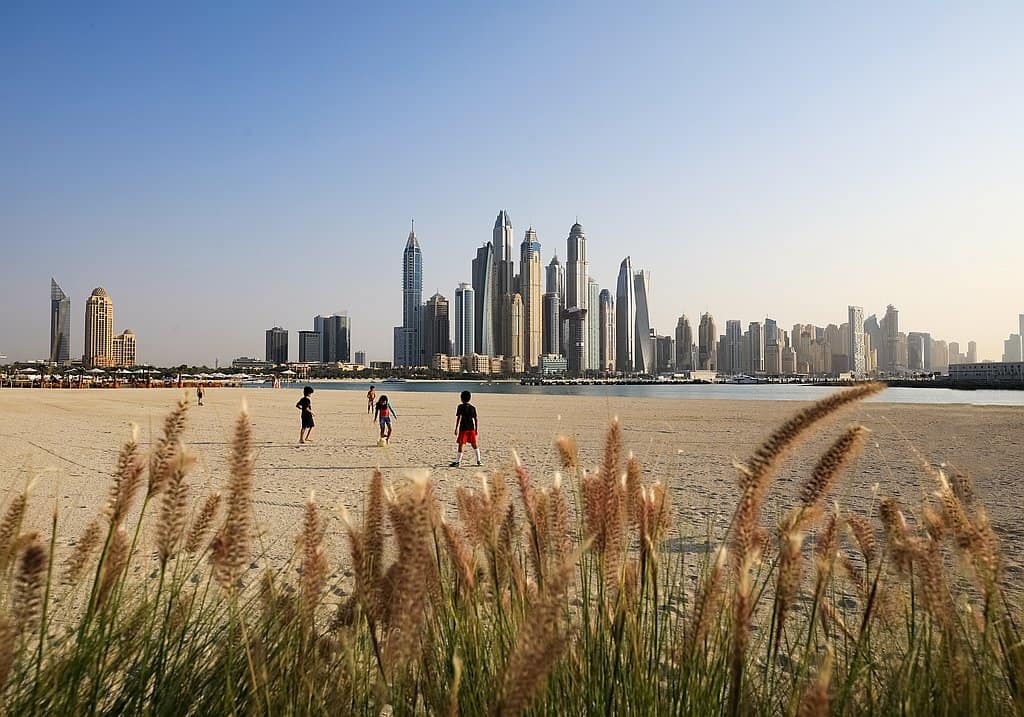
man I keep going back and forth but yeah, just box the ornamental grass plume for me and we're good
[97,523,129,609]
[155,447,194,565]
[773,528,804,655]
[497,552,575,717]
[62,518,103,586]
[846,512,878,569]
[792,424,869,529]
[209,403,255,591]
[299,493,329,616]
[797,650,833,717]
[0,615,15,692]
[688,545,727,650]
[147,397,189,496]
[185,491,221,555]
[106,425,143,524]
[440,518,475,591]
[0,488,29,575]
[12,537,48,638]
[728,383,883,571]
[547,473,571,565]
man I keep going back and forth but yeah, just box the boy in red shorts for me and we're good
[450,390,482,467]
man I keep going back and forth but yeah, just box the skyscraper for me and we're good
[519,228,543,369]
[565,223,589,374]
[587,277,601,371]
[674,315,693,371]
[748,321,765,374]
[509,293,524,366]
[542,292,561,357]
[265,327,288,364]
[724,320,743,374]
[849,306,866,376]
[472,242,495,355]
[299,331,322,363]
[423,293,451,361]
[393,222,423,367]
[50,278,70,365]
[84,287,114,368]
[633,269,654,374]
[863,314,883,373]
[883,304,901,373]
[454,283,475,357]
[967,341,978,363]
[492,211,515,358]
[615,257,636,372]
[546,254,566,357]
[315,314,351,363]
[599,289,615,371]
[698,313,717,371]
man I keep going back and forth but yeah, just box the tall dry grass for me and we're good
[0,384,1021,715]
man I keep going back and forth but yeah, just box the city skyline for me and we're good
[2,5,1022,364]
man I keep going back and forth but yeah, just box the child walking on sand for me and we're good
[296,385,315,443]
[366,385,376,413]
[373,394,397,445]
[450,390,482,467]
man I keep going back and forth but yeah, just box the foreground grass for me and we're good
[1,385,1022,715]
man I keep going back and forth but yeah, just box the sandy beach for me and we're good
[2,386,1023,582]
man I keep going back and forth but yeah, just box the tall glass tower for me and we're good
[615,257,636,372]
[454,283,475,357]
[393,222,423,366]
[472,242,495,355]
[50,278,70,364]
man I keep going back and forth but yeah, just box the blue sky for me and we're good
[2,2,1022,364]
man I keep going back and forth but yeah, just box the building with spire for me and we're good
[565,222,589,374]
[492,210,515,357]
[519,228,543,369]
[472,242,495,355]
[393,222,423,367]
[50,278,70,365]
[84,287,114,368]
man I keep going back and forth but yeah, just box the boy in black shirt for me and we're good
[296,385,315,444]
[450,390,481,467]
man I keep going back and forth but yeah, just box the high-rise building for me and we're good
[675,315,693,371]
[654,334,675,374]
[84,287,114,368]
[315,313,351,363]
[1004,335,1023,363]
[393,222,423,367]
[599,289,615,371]
[633,270,654,374]
[565,223,589,374]
[509,294,524,367]
[698,313,717,371]
[265,327,288,364]
[423,293,451,362]
[908,332,929,371]
[931,339,949,373]
[748,321,765,374]
[967,341,978,363]
[50,279,70,365]
[544,254,565,358]
[615,257,636,372]
[111,330,136,368]
[492,211,515,358]
[882,304,901,373]
[863,314,883,373]
[587,278,601,371]
[299,331,322,363]
[848,306,866,376]
[472,242,495,355]
[764,318,779,346]
[724,320,742,375]
[519,228,543,369]
[454,283,475,357]
[354,351,367,366]
[542,292,561,357]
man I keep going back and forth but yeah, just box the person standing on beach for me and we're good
[196,385,204,406]
[372,394,396,445]
[366,385,376,413]
[296,385,315,443]
[450,390,482,467]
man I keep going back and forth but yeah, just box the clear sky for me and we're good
[2,2,1022,365]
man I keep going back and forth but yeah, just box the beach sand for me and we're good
[2,386,1023,583]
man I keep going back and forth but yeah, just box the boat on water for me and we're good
[382,377,407,383]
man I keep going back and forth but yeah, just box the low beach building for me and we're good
[949,361,1024,386]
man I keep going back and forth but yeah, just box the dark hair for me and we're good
[460,390,471,402]
[378,395,388,405]
[369,384,375,389]
[303,385,314,396]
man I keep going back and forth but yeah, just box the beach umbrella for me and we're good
[86,367,106,375]
[19,367,40,374]
[280,369,296,376]
[211,372,228,379]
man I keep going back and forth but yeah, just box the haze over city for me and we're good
[2,3,1022,365]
